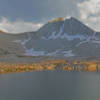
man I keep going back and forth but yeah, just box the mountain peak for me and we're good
[38,16,94,38]
[49,17,80,24]
[65,17,80,22]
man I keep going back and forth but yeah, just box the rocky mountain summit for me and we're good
[0,17,100,62]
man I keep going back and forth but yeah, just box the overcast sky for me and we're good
[0,0,99,33]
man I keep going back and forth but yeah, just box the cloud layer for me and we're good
[78,0,100,31]
[0,17,43,33]
[0,0,100,33]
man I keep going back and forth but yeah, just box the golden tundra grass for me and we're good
[0,60,100,74]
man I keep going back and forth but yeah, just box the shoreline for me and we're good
[0,59,100,74]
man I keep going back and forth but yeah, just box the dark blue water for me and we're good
[0,71,100,100]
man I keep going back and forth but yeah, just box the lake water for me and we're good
[0,71,100,100]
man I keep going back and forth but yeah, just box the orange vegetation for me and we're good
[0,60,100,74]
[49,17,65,23]
[0,30,6,33]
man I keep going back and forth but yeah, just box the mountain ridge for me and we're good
[0,17,100,62]
[0,17,97,34]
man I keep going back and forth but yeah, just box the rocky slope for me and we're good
[0,17,100,62]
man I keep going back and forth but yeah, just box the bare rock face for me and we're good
[0,17,100,60]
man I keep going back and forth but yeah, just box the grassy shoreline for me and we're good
[0,60,100,74]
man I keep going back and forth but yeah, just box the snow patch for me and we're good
[66,16,72,19]
[92,40,100,44]
[13,36,31,48]
[92,32,97,40]
[21,37,31,45]
[25,48,45,56]
[48,31,57,40]
[76,35,98,47]
[61,33,86,40]
[76,40,100,47]
[46,50,59,56]
[62,50,74,57]
[24,48,74,57]
[76,40,89,47]
[41,36,48,40]
[42,32,86,41]
[46,50,74,57]
[13,40,22,43]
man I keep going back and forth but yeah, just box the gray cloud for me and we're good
[0,17,43,33]
[0,0,100,32]
[77,0,100,31]
[0,0,83,22]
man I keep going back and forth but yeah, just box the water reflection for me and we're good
[0,72,100,100]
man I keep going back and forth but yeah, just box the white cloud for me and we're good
[77,0,100,31]
[66,16,71,19]
[0,17,43,33]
